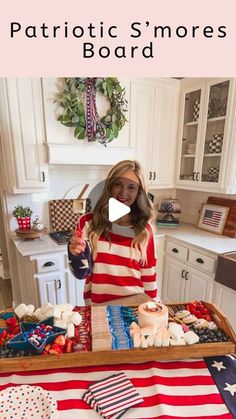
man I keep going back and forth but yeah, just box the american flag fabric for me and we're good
[204,355,236,418]
[202,209,222,227]
[0,358,234,418]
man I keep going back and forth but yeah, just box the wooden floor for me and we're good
[0,260,13,309]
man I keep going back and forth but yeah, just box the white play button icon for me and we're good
[108,198,130,222]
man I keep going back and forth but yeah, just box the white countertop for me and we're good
[13,235,67,257]
[12,223,236,257]
[155,223,236,254]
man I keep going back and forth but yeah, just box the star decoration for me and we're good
[224,383,236,396]
[212,360,226,372]
[80,259,89,269]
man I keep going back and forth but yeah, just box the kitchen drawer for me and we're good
[188,249,216,274]
[166,240,188,262]
[34,254,64,273]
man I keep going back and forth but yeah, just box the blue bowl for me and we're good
[20,317,67,354]
[7,332,30,352]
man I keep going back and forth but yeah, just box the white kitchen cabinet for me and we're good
[155,235,165,301]
[42,78,135,165]
[175,78,236,193]
[14,247,85,307]
[131,78,179,188]
[212,282,236,332]
[0,78,48,193]
[162,239,215,303]
[35,271,66,306]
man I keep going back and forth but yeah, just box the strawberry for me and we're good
[48,349,61,355]
[54,334,66,346]
[188,302,197,312]
[51,343,63,353]
[44,344,51,353]
[6,317,18,327]
[64,339,73,353]
[195,310,202,318]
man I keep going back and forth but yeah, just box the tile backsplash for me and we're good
[176,189,236,225]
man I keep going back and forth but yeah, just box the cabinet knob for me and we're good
[153,171,156,180]
[185,271,189,280]
[41,171,45,182]
[181,269,186,278]
[57,279,62,289]
[196,257,204,264]
[172,248,179,253]
[43,261,55,267]
[149,171,152,180]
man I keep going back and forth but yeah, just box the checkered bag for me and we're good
[50,199,78,231]
[50,198,92,231]
[208,133,223,153]
[192,99,200,121]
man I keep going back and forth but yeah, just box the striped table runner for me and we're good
[0,359,233,419]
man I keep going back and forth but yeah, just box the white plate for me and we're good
[0,385,58,418]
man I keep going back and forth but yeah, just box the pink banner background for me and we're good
[0,0,236,76]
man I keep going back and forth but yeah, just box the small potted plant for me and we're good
[12,205,33,230]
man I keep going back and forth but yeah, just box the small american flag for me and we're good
[203,209,222,227]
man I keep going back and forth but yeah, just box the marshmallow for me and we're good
[133,332,141,348]
[183,331,199,345]
[141,325,157,336]
[161,328,170,347]
[33,308,41,320]
[15,304,28,319]
[67,323,75,338]
[169,323,184,340]
[54,320,67,330]
[140,335,148,348]
[154,328,163,347]
[57,304,74,312]
[62,311,73,323]
[26,304,35,316]
[70,312,82,326]
[50,307,62,320]
[147,334,155,347]
[130,322,141,333]
[40,302,53,314]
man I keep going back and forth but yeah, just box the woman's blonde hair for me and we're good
[89,160,154,263]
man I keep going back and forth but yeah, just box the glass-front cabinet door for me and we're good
[199,80,230,185]
[177,79,232,190]
[178,86,203,183]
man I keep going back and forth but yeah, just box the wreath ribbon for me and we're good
[85,78,106,146]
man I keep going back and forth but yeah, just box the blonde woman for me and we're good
[68,160,157,305]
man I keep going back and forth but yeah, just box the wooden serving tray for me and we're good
[0,301,235,373]
[16,228,47,239]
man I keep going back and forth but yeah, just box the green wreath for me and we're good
[55,77,128,145]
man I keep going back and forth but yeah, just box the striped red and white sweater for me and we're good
[68,213,157,305]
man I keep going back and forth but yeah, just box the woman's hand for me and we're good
[69,230,86,256]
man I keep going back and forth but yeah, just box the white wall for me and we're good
[176,189,236,225]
